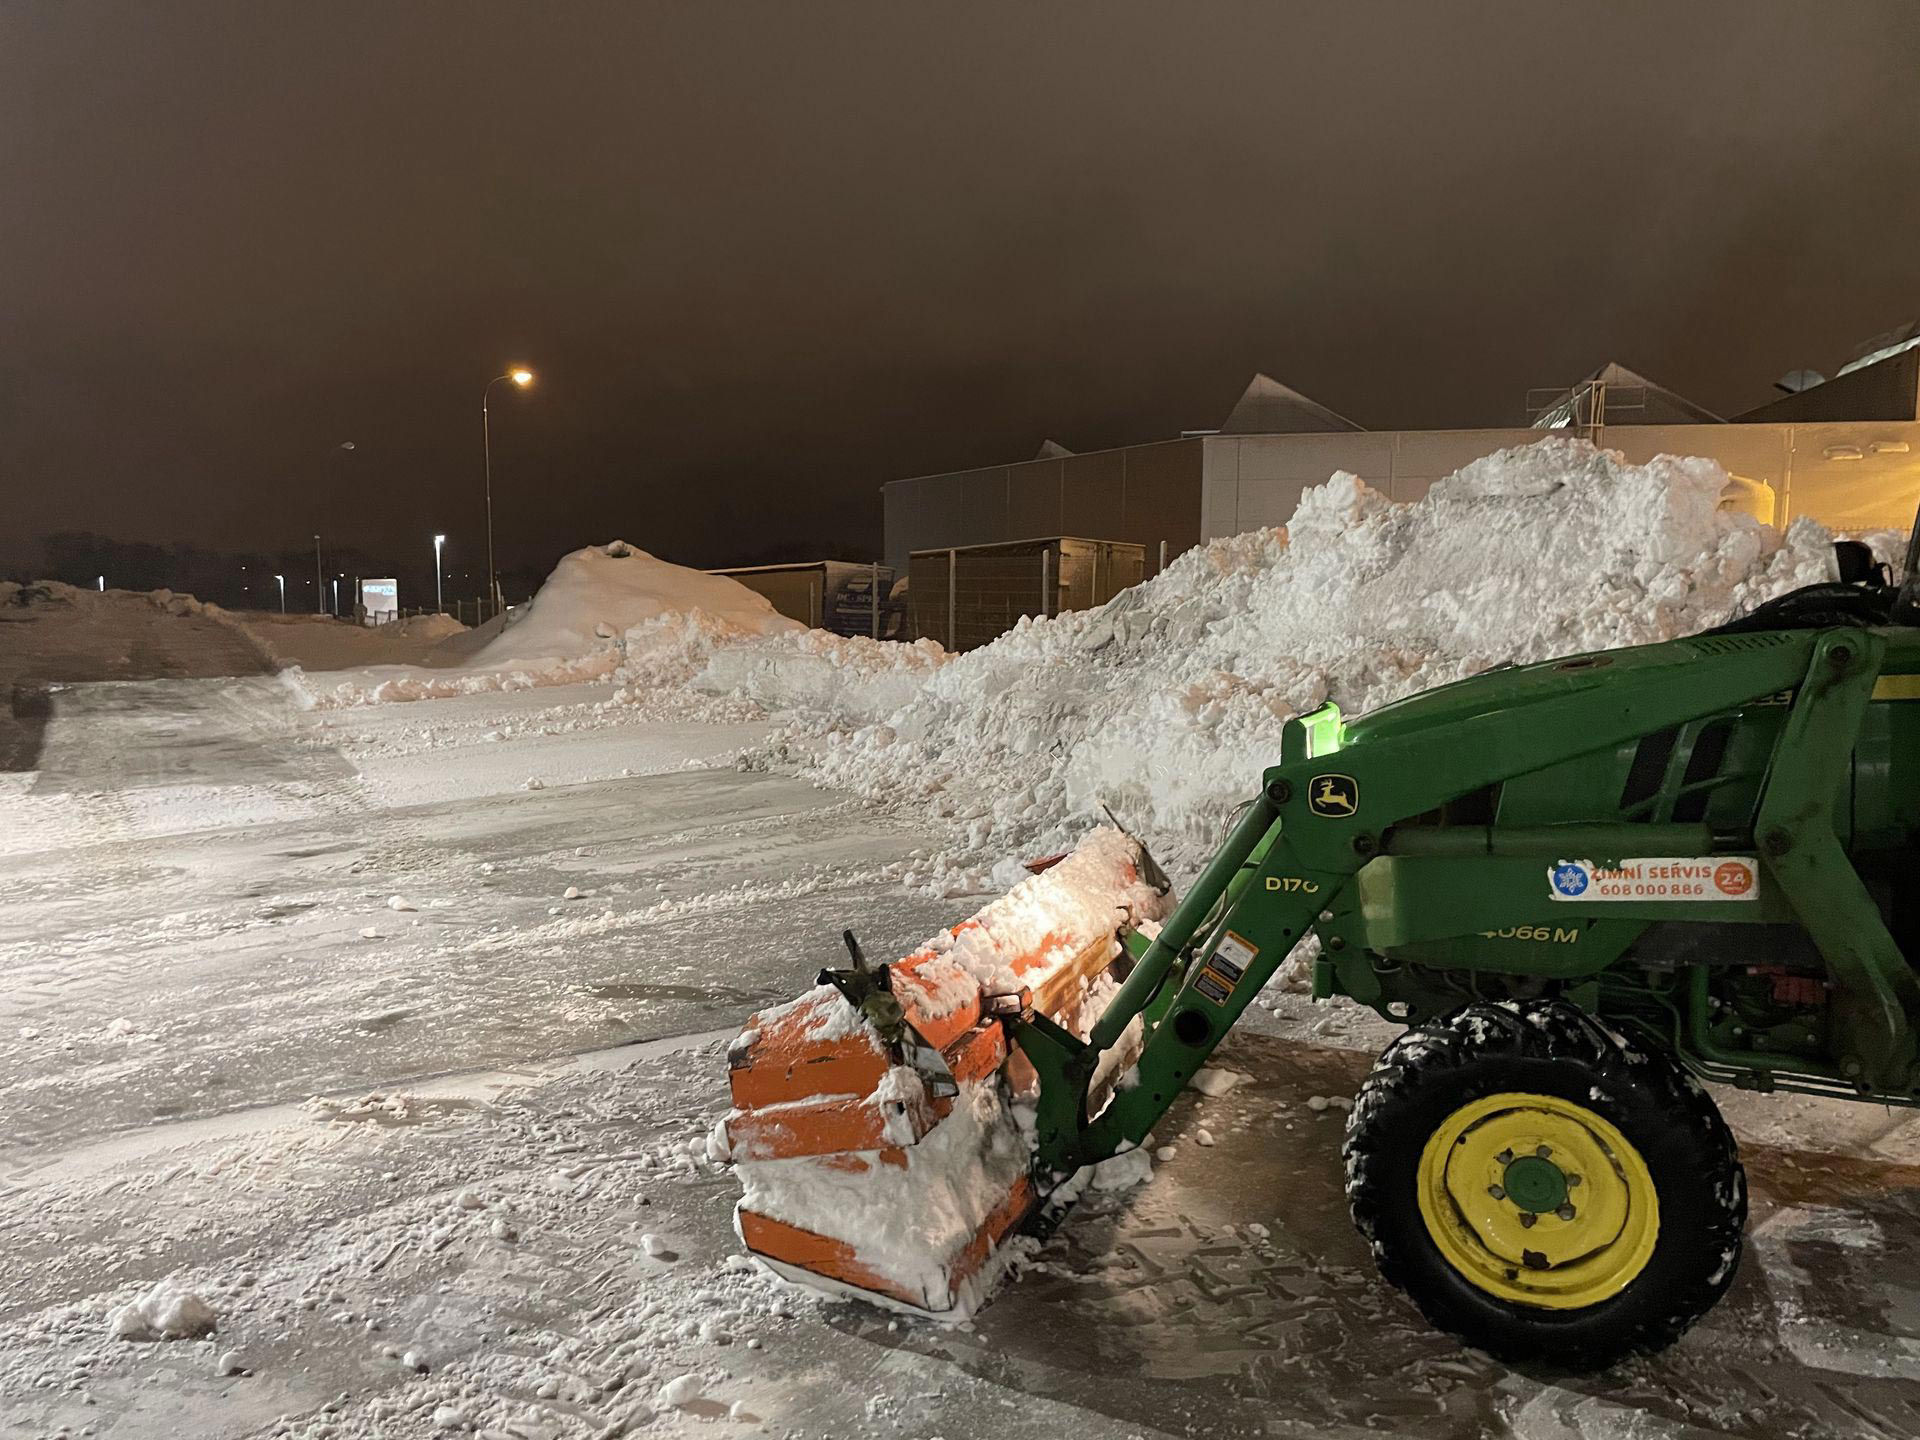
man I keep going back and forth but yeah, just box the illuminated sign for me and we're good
[362,577,398,625]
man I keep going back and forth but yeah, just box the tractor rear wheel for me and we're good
[1343,999,1744,1367]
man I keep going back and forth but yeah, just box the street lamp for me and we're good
[433,534,446,614]
[314,534,323,616]
[482,367,535,614]
[274,573,285,613]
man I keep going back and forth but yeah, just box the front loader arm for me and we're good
[1016,630,1885,1174]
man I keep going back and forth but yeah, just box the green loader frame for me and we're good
[1005,547,1920,1364]
[1016,623,1920,1169]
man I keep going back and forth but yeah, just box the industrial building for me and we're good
[881,336,1920,605]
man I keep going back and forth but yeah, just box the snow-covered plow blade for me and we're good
[724,828,1173,1315]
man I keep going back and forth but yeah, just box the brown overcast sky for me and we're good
[4,1,1919,575]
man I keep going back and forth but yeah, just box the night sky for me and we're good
[6,3,1920,586]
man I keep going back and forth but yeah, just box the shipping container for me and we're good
[706,560,898,637]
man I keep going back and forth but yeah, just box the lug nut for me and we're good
[1487,1185,1506,1200]
[1518,1212,1537,1228]
[1495,1149,1514,1165]
[1535,1145,1552,1159]
[1556,1204,1577,1221]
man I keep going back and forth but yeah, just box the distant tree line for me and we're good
[13,530,869,614]
[18,532,546,615]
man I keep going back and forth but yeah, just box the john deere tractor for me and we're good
[1003,521,1920,1366]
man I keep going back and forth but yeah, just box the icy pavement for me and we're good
[9,1031,1920,1439]
[0,677,963,1151]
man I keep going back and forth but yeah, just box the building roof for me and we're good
[1216,373,1364,434]
[1529,362,1721,428]
[1839,319,1920,377]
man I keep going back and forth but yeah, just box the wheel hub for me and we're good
[1500,1152,1569,1214]
[1416,1092,1659,1310]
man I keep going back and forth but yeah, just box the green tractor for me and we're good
[1012,519,1920,1366]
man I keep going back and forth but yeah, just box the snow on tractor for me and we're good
[722,512,1920,1369]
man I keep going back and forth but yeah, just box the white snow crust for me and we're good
[762,438,1838,877]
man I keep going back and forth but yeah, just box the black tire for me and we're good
[1342,999,1745,1368]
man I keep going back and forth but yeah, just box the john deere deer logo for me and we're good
[1308,774,1359,817]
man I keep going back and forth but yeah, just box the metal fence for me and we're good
[370,597,507,628]
[908,537,1146,651]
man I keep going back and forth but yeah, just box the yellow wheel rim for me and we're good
[1415,1091,1658,1310]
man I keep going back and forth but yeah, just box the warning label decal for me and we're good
[1194,930,1258,1005]
[1549,857,1758,903]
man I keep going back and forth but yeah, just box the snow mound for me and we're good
[469,541,802,672]
[109,1279,217,1340]
[1,580,219,620]
[393,612,468,642]
[696,628,949,724]
[782,438,1839,876]
[290,543,806,705]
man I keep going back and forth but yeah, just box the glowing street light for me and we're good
[433,533,446,614]
[274,573,285,613]
[482,367,535,613]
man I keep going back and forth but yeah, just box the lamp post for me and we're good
[433,534,446,614]
[482,367,534,615]
[274,573,285,613]
[314,534,323,616]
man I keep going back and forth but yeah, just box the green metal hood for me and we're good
[1340,632,1800,749]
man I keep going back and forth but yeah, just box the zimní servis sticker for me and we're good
[1549,857,1758,903]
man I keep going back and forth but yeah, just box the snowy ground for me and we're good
[0,677,959,1151]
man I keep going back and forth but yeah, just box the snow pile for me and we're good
[391,612,468,642]
[697,628,949,725]
[607,608,808,699]
[469,541,801,672]
[291,542,803,706]
[108,1279,217,1341]
[1,579,222,620]
[774,438,1839,876]
[0,580,283,681]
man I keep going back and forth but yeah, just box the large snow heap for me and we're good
[296,541,805,704]
[470,540,803,671]
[763,438,1839,879]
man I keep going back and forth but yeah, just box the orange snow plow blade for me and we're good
[724,827,1173,1315]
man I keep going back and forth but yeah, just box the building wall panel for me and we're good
[1006,459,1064,539]
[889,422,1920,577]
[883,440,1200,571]
[1060,450,1126,539]
[1120,439,1204,570]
